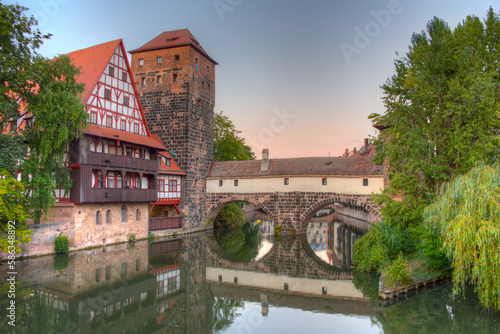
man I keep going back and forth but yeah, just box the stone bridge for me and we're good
[206,192,381,234]
[205,151,385,233]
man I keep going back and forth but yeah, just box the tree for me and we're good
[0,4,87,235]
[214,111,255,161]
[423,164,500,311]
[369,8,500,222]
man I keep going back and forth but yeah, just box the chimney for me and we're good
[364,138,369,148]
[353,147,357,154]
[344,148,349,157]
[261,149,269,171]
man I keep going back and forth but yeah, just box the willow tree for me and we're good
[369,8,500,224]
[423,164,500,311]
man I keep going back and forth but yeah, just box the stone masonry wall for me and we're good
[132,44,215,232]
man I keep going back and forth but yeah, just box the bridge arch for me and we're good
[206,195,275,223]
[300,195,380,234]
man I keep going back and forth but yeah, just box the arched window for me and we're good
[96,211,100,225]
[106,210,111,224]
[136,209,140,221]
[121,205,127,222]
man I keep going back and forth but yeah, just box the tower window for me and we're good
[123,95,129,107]
[196,158,200,166]
[157,57,162,64]
[202,81,205,89]
[195,58,198,72]
[174,55,179,61]
[198,100,201,108]
[108,66,114,77]
[208,84,211,92]
[141,78,146,86]
[104,89,111,100]
[363,178,369,186]
[157,75,162,83]
[139,59,144,66]
[173,73,178,82]
[207,65,209,73]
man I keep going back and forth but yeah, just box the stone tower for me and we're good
[129,29,217,230]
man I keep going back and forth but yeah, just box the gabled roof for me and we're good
[85,125,166,150]
[158,151,186,176]
[65,39,121,105]
[207,156,384,179]
[128,29,218,64]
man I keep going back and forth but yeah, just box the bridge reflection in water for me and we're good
[1,214,497,333]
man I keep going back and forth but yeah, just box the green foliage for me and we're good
[0,170,32,252]
[418,225,452,274]
[212,297,243,332]
[215,202,245,228]
[353,223,390,272]
[127,232,136,242]
[0,3,88,223]
[381,254,412,289]
[214,111,255,161]
[215,222,262,262]
[423,164,500,311]
[370,7,500,211]
[54,232,69,254]
[352,270,380,306]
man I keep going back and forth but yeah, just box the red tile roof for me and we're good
[85,124,166,150]
[128,29,218,64]
[158,151,186,176]
[65,39,121,105]
[207,156,384,179]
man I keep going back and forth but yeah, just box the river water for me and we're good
[0,212,498,333]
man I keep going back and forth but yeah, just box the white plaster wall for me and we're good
[206,267,365,300]
[207,176,384,195]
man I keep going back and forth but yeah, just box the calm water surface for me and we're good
[0,213,498,333]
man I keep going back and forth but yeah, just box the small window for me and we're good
[9,120,17,132]
[105,265,111,280]
[166,158,171,167]
[136,209,140,221]
[121,205,127,222]
[195,58,198,72]
[174,55,179,61]
[234,180,238,187]
[157,75,161,83]
[284,178,289,185]
[322,178,327,186]
[172,73,178,82]
[120,120,126,131]
[95,268,101,283]
[139,59,144,66]
[208,84,211,92]
[108,66,114,77]
[219,180,223,187]
[122,71,128,81]
[106,210,111,224]
[363,178,369,186]
[104,89,111,100]
[123,95,129,107]
[134,123,139,134]
[91,112,97,124]
[141,78,146,86]
[207,65,210,73]
[157,57,162,64]
[196,158,200,166]
[106,115,112,127]
[197,100,201,108]
[96,211,100,225]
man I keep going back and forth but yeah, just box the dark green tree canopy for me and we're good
[370,7,500,210]
[0,3,87,224]
[214,111,255,161]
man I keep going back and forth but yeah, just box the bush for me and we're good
[215,203,245,228]
[127,232,136,242]
[381,254,412,289]
[54,232,69,254]
[353,223,390,272]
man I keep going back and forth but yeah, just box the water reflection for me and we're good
[0,218,498,333]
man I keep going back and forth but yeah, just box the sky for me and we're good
[6,0,497,158]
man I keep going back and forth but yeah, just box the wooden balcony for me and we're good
[149,216,183,231]
[89,188,157,203]
[88,152,157,172]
